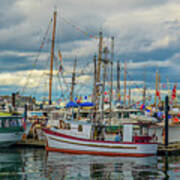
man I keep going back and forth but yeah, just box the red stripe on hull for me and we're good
[46,146,155,157]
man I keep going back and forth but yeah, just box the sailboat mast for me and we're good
[117,60,121,101]
[159,73,161,104]
[167,77,170,98]
[128,87,131,106]
[93,55,97,104]
[93,55,97,124]
[109,36,114,124]
[96,32,103,111]
[155,70,158,107]
[124,61,127,106]
[101,47,109,121]
[70,57,77,101]
[49,10,57,105]
[143,84,146,105]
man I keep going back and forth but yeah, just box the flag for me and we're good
[140,104,145,110]
[172,85,176,100]
[156,90,160,97]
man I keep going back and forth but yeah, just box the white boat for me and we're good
[0,115,24,147]
[43,120,158,157]
[129,114,158,123]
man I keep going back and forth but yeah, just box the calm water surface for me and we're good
[0,147,180,179]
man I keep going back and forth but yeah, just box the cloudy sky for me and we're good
[0,0,180,102]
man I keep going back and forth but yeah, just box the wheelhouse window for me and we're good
[118,113,122,118]
[78,124,83,132]
[10,119,17,127]
[123,112,129,118]
[0,120,2,128]
[4,119,10,128]
[67,123,71,130]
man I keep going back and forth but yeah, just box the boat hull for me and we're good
[0,132,24,147]
[44,128,158,157]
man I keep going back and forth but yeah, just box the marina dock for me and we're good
[15,139,45,148]
[158,143,180,155]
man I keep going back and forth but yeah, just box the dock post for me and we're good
[165,95,169,148]
[12,92,16,109]
[24,104,28,122]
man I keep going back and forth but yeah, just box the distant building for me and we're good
[0,93,36,108]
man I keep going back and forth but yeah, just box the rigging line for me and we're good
[54,55,69,91]
[20,17,53,95]
[29,55,50,98]
[54,54,65,97]
[60,15,98,40]
[71,62,94,93]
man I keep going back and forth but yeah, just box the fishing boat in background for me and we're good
[0,113,24,147]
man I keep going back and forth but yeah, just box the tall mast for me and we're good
[117,60,121,101]
[124,61,127,106]
[159,73,161,104]
[96,32,103,111]
[109,36,114,124]
[92,55,97,104]
[70,57,77,101]
[155,70,158,107]
[167,77,170,98]
[93,55,97,124]
[101,47,109,121]
[49,10,57,105]
[143,84,146,105]
[128,87,131,106]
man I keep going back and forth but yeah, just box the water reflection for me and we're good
[46,152,160,179]
[0,148,23,179]
[0,147,47,180]
[1,148,180,179]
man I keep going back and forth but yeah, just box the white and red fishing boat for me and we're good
[43,119,158,157]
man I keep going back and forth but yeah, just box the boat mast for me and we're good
[117,60,121,101]
[101,47,109,121]
[155,70,158,107]
[128,87,131,106]
[109,36,114,124]
[167,77,171,98]
[93,55,97,104]
[70,57,77,101]
[124,61,127,107]
[158,73,161,105]
[96,32,103,113]
[49,10,57,105]
[93,55,97,124]
[143,83,146,105]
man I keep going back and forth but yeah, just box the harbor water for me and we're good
[0,147,180,179]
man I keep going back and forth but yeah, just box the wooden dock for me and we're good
[15,139,46,148]
[158,142,180,155]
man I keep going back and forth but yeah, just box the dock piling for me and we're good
[165,95,169,148]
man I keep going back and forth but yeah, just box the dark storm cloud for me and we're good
[0,0,26,29]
